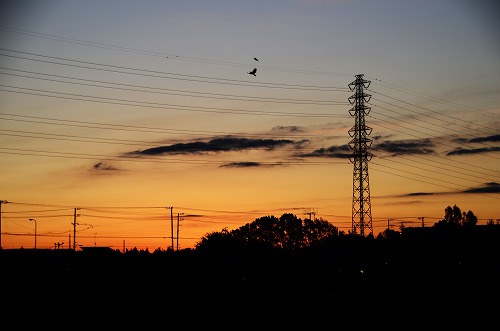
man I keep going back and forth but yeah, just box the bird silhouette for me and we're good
[253,57,259,62]
[248,68,257,76]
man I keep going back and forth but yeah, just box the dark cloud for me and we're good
[453,137,468,144]
[446,146,500,156]
[470,134,500,143]
[127,136,299,156]
[453,134,500,144]
[371,134,386,141]
[296,139,437,160]
[449,133,500,155]
[373,139,435,156]
[271,125,304,133]
[93,162,118,171]
[381,191,437,199]
[220,162,264,168]
[404,192,437,196]
[298,144,352,159]
[463,182,500,193]
[384,191,438,199]
[395,182,500,197]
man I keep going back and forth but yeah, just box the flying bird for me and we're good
[248,68,257,76]
[253,57,259,61]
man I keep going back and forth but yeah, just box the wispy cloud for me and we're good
[453,134,500,144]
[373,138,435,156]
[92,162,119,171]
[404,192,437,196]
[463,182,500,193]
[298,144,351,159]
[448,134,500,155]
[270,125,304,133]
[127,136,304,156]
[220,161,269,168]
[469,134,500,143]
[446,146,500,156]
[394,182,500,197]
[298,138,438,160]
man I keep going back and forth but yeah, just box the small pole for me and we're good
[0,200,10,249]
[29,218,37,249]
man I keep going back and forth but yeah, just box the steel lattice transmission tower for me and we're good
[348,74,373,236]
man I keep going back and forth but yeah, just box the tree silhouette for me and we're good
[377,228,400,240]
[462,210,478,227]
[195,213,339,251]
[195,227,243,254]
[444,204,463,225]
[434,204,478,230]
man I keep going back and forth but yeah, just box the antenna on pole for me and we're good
[348,74,373,236]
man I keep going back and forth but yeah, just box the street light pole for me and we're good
[29,218,37,250]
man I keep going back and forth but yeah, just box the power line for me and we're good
[365,75,486,115]
[0,25,354,77]
[1,26,498,246]
[369,164,500,200]
[0,147,347,166]
[0,112,348,138]
[370,96,499,141]
[0,49,349,91]
[368,112,500,162]
[376,151,497,183]
[0,68,346,105]
[0,86,344,118]
[0,131,344,156]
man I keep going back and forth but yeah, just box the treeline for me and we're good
[1,205,499,323]
[4,203,498,291]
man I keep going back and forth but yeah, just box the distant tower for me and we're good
[348,74,373,236]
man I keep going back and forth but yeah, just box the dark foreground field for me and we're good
[2,242,499,328]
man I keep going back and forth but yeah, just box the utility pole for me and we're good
[176,213,181,251]
[73,209,77,250]
[171,207,174,250]
[71,207,81,250]
[29,218,37,249]
[166,207,173,250]
[0,200,10,249]
[305,209,316,221]
[387,219,394,231]
[348,74,373,236]
[418,217,425,227]
[177,213,184,251]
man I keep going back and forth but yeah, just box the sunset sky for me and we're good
[1,0,499,251]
